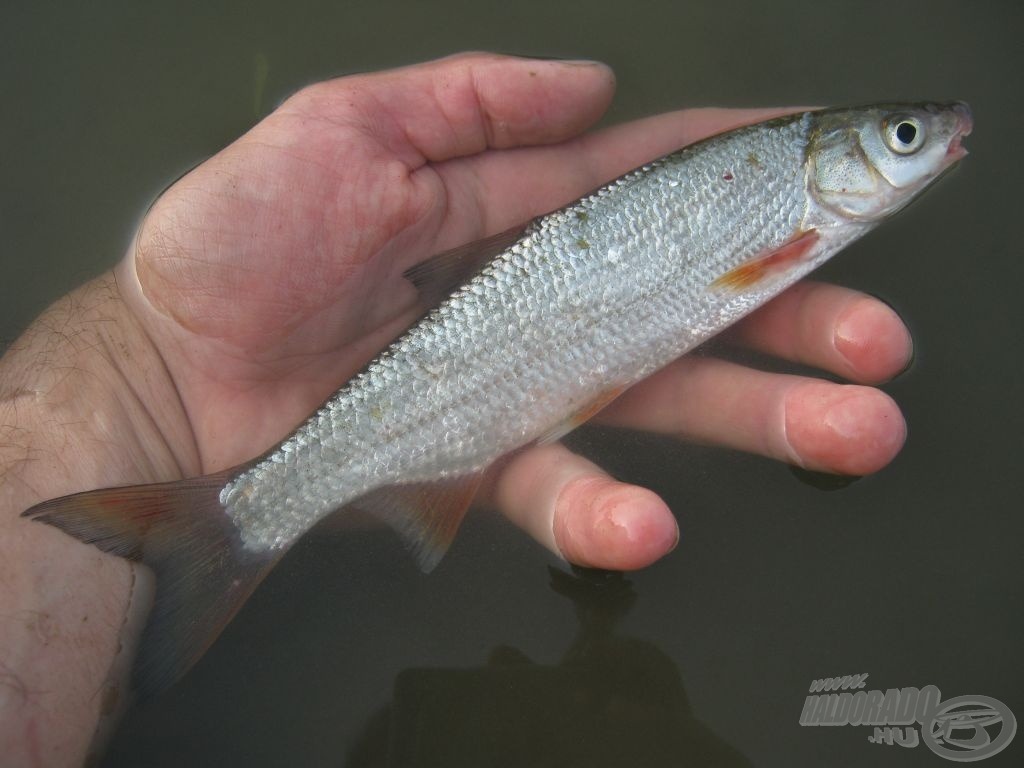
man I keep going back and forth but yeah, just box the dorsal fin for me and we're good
[403,222,533,308]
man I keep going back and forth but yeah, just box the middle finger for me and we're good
[726,281,912,385]
[598,356,906,476]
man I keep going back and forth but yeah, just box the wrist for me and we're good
[0,273,190,765]
[1,273,197,511]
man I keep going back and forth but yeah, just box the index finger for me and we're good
[284,52,618,169]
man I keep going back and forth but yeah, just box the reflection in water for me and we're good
[788,465,861,491]
[346,567,750,767]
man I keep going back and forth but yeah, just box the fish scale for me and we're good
[220,115,813,550]
[24,102,971,695]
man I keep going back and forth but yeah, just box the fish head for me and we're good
[807,102,972,221]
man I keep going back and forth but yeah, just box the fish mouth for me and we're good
[945,101,973,160]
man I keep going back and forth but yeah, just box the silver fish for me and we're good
[24,102,972,694]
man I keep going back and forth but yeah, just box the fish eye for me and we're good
[883,116,925,155]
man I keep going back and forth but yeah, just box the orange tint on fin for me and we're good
[354,472,483,572]
[711,229,820,291]
[21,467,280,697]
[538,386,626,445]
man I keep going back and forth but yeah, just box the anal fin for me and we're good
[355,472,484,572]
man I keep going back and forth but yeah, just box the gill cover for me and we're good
[807,102,971,221]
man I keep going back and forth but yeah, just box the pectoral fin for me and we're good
[711,229,820,291]
[538,386,626,445]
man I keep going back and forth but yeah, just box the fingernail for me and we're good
[834,298,913,381]
[502,52,607,69]
[822,394,865,441]
[783,384,906,476]
[822,390,906,474]
[522,54,605,66]
[560,59,606,68]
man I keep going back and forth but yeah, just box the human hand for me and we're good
[0,53,912,764]
[120,52,911,570]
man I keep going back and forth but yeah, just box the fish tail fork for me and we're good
[21,470,281,697]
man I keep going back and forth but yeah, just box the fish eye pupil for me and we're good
[895,121,917,145]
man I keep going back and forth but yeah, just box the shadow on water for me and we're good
[345,567,750,768]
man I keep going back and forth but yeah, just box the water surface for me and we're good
[2,2,1021,766]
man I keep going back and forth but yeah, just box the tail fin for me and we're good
[22,471,282,697]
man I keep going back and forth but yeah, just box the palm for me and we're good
[131,113,442,461]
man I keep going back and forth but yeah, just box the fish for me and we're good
[23,102,972,695]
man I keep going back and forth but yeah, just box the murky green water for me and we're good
[2,1,1021,766]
